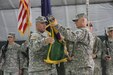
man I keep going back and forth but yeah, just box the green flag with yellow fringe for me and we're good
[41,0,68,64]
[44,23,68,64]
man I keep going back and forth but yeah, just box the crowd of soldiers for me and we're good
[0,13,113,75]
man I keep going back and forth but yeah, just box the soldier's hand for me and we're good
[92,54,97,59]
[22,41,28,46]
[19,69,23,75]
[45,37,54,44]
[105,55,112,61]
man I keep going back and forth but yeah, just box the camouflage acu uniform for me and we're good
[28,32,57,75]
[93,35,103,75]
[103,38,113,75]
[2,42,21,75]
[56,25,95,75]
[20,43,29,75]
[64,33,75,75]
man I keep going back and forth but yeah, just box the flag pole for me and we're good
[86,0,89,26]
[27,0,31,40]
[86,0,89,21]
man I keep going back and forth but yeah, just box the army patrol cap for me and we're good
[72,13,87,22]
[8,32,15,38]
[107,27,113,32]
[36,16,47,23]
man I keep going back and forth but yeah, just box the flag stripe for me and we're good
[19,10,27,30]
[18,9,25,28]
[23,23,27,33]
[21,15,27,32]
[18,4,24,21]
[24,0,28,8]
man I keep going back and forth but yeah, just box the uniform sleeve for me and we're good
[0,46,4,68]
[0,46,5,60]
[19,43,29,69]
[93,37,103,59]
[0,46,3,58]
[101,41,108,60]
[54,25,86,43]
[14,44,23,69]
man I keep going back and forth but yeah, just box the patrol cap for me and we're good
[8,32,15,37]
[36,16,47,23]
[72,13,87,22]
[107,27,113,32]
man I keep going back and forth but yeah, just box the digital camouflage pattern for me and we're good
[93,35,103,75]
[28,32,57,75]
[103,38,113,75]
[1,42,21,75]
[55,25,95,75]
[20,43,29,75]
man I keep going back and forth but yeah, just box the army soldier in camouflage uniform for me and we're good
[0,33,22,75]
[20,43,29,75]
[93,36,103,75]
[87,23,103,75]
[20,31,33,75]
[28,16,57,75]
[103,27,113,75]
[51,13,95,75]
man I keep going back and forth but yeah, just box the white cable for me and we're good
[8,0,15,8]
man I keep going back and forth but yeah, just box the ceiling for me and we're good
[0,0,113,41]
[0,0,113,10]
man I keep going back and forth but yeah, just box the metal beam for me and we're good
[0,1,113,10]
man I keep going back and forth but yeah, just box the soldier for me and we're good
[28,16,57,75]
[51,13,95,75]
[93,36,103,75]
[0,33,23,75]
[20,31,33,75]
[87,23,103,75]
[20,42,29,75]
[103,27,113,75]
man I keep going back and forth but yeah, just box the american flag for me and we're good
[18,0,31,35]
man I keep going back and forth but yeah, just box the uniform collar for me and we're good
[37,31,48,37]
[80,27,90,31]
